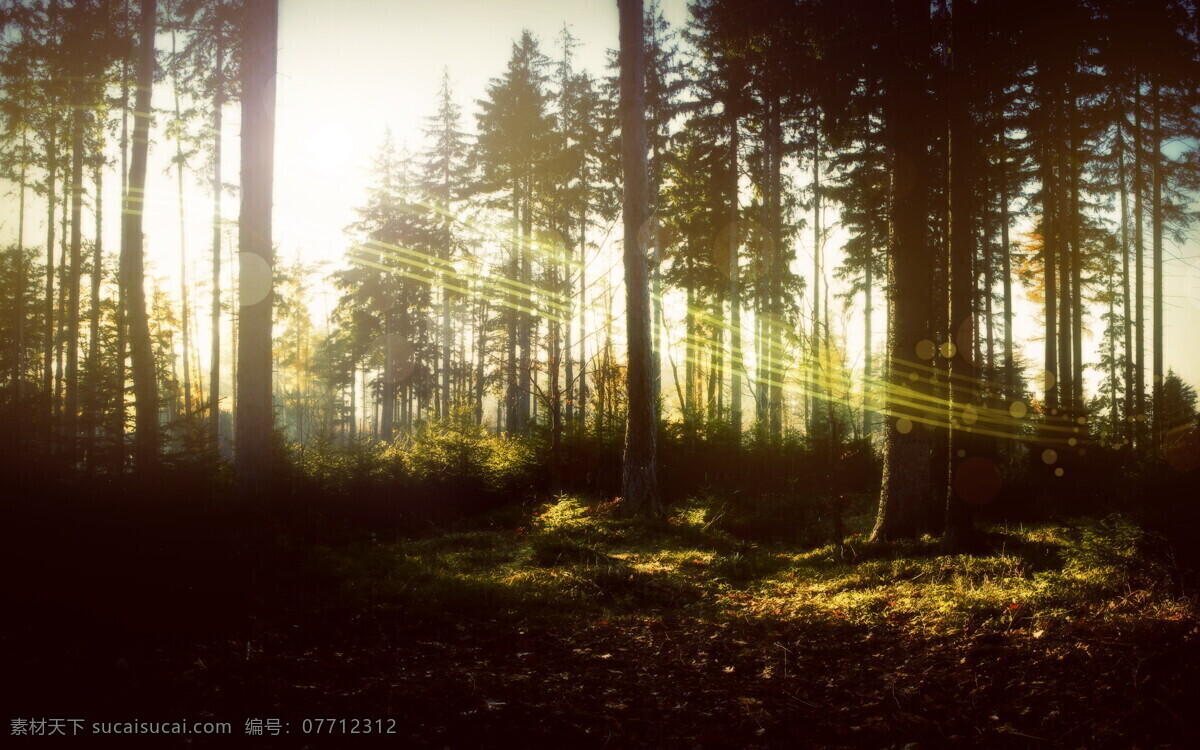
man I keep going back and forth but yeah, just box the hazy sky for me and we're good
[1,0,1198,401]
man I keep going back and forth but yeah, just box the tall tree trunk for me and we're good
[943,3,976,552]
[1133,78,1145,442]
[173,26,192,418]
[549,263,563,489]
[1069,157,1083,410]
[234,0,278,495]
[210,29,224,450]
[767,91,784,439]
[1108,275,1119,437]
[476,296,487,426]
[863,116,880,440]
[1117,90,1134,443]
[1067,84,1083,411]
[362,364,370,438]
[518,190,533,431]
[651,218,662,404]
[506,193,519,433]
[928,130,950,537]
[685,281,696,417]
[121,0,160,472]
[44,118,56,427]
[441,276,452,419]
[43,0,59,430]
[754,291,766,429]
[1042,80,1059,416]
[618,0,659,516]
[863,248,874,440]
[565,247,575,427]
[1065,84,1084,412]
[1150,81,1164,449]
[55,184,68,427]
[114,0,130,459]
[1056,87,1073,416]
[14,133,28,404]
[85,142,103,471]
[727,113,742,434]
[810,135,823,441]
[64,87,85,462]
[228,234,237,440]
[350,363,358,439]
[381,314,395,438]
[983,176,995,377]
[871,0,932,542]
[577,203,588,431]
[999,133,1014,398]
[709,297,723,420]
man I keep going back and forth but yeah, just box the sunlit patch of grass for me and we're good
[728,514,1192,633]
[309,498,1192,638]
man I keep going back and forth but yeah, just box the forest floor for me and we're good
[5,491,1200,748]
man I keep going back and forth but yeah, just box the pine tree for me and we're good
[474,31,554,434]
[421,69,470,421]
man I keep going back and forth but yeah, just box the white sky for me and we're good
[1,0,1198,411]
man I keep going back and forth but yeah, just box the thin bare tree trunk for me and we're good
[506,194,519,433]
[85,142,103,471]
[381,313,394,438]
[1042,79,1059,416]
[44,122,56,429]
[766,90,784,439]
[234,0,279,495]
[577,204,588,431]
[728,113,742,434]
[811,135,822,440]
[172,25,192,418]
[476,295,487,426]
[15,134,28,399]
[1117,89,1134,443]
[55,185,68,428]
[64,84,86,462]
[210,24,224,450]
[1133,79,1145,442]
[999,133,1014,398]
[43,0,59,431]
[518,191,533,431]
[113,0,130,459]
[1151,81,1163,449]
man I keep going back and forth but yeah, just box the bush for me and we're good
[285,412,538,525]
[390,416,537,497]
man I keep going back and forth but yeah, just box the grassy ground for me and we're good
[6,492,1199,747]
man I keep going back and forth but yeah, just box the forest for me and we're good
[3,0,1200,746]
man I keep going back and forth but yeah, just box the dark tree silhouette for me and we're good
[234,0,277,496]
[120,0,159,472]
[618,0,659,516]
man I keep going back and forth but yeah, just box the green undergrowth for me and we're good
[313,494,1194,638]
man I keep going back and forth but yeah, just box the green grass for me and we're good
[313,495,1193,640]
